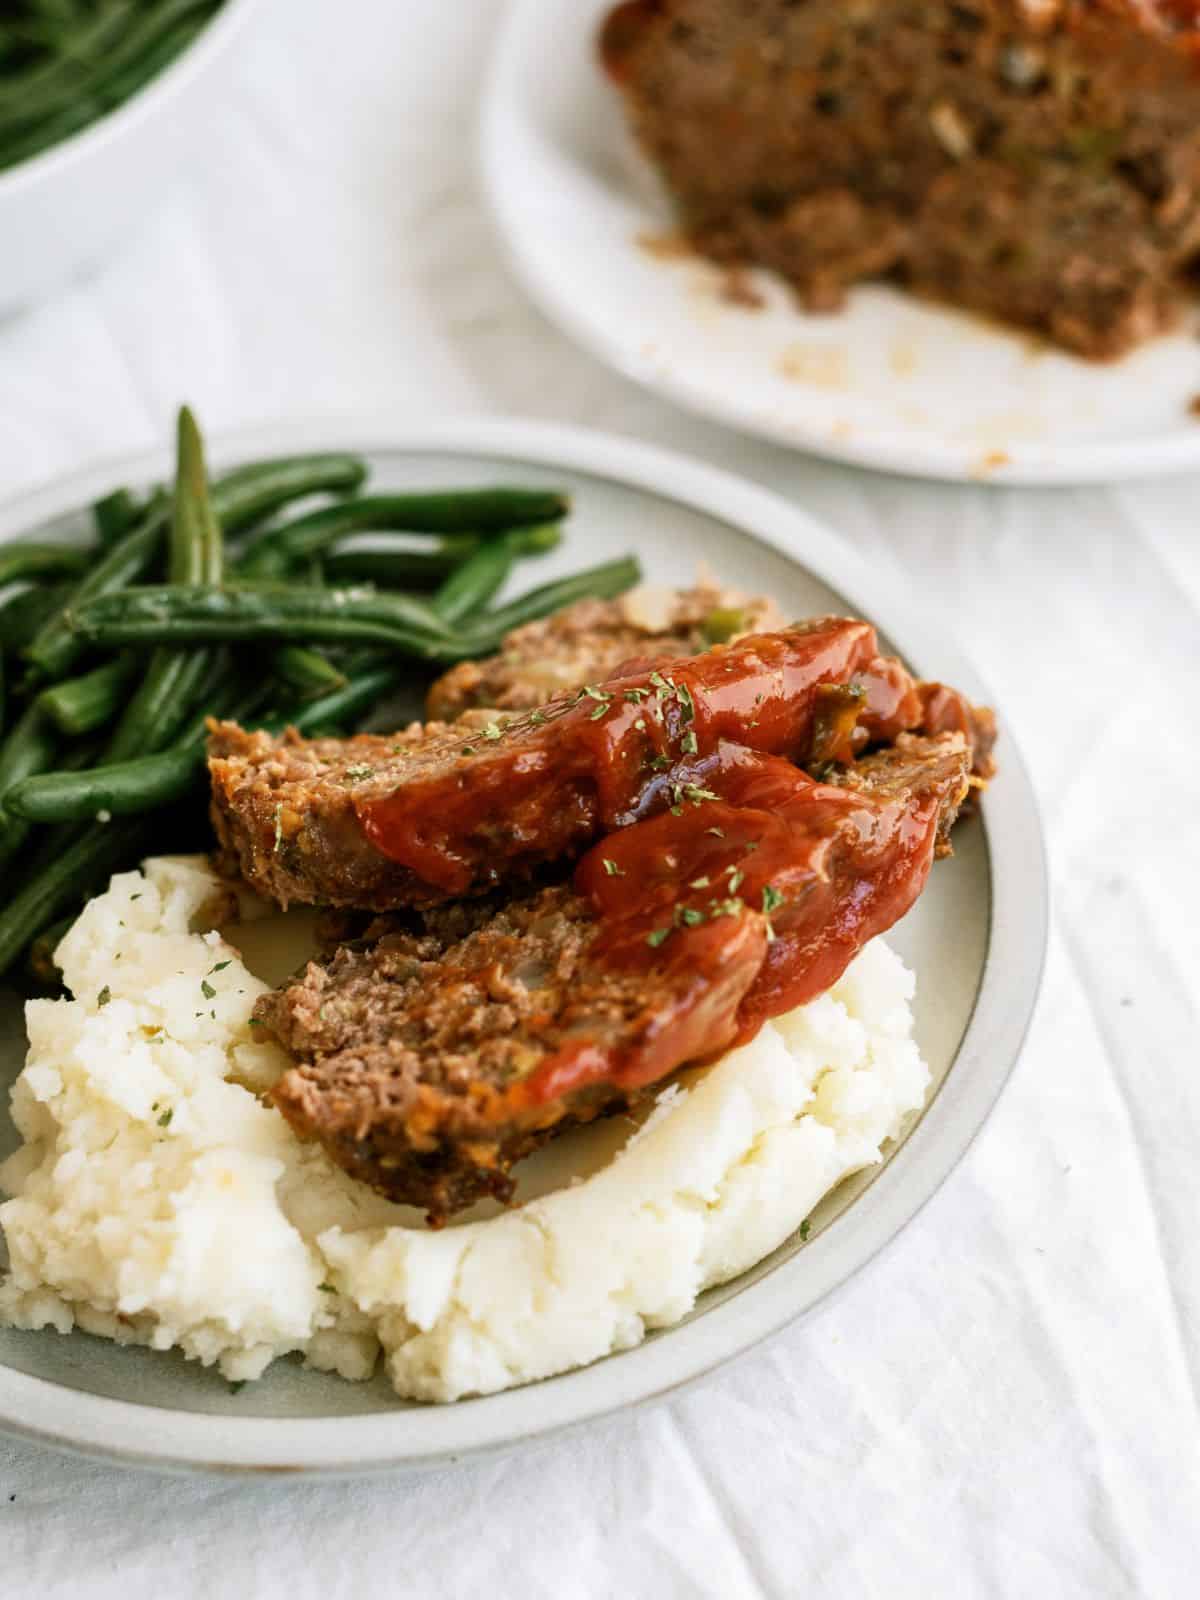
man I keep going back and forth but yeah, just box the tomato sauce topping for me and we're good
[357,619,923,896]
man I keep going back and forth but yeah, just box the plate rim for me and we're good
[0,413,1048,1474]
[481,0,1200,488]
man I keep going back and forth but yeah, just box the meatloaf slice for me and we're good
[263,732,971,1221]
[602,0,1200,358]
[209,619,933,911]
[425,582,783,721]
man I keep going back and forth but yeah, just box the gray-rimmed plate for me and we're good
[0,417,1047,1474]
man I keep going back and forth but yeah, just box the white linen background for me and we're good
[1,1,1198,1594]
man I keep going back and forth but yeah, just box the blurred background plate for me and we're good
[483,0,1200,486]
[0,417,1045,1474]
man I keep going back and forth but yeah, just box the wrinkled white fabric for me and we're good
[1,1,1198,1595]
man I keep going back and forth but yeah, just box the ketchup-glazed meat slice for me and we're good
[210,618,937,912]
[262,732,970,1222]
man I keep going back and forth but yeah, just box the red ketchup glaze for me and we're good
[356,620,923,897]
[516,742,949,1108]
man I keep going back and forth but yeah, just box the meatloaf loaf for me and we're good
[601,0,1200,358]
[262,733,972,1220]
[209,618,991,912]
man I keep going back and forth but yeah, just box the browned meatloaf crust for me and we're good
[426,583,783,720]
[262,733,972,1221]
[601,0,1200,358]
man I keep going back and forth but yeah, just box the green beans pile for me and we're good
[0,1,226,175]
[0,406,641,981]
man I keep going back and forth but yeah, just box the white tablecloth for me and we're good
[2,2,1198,1595]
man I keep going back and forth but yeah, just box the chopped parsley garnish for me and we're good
[96,986,111,1008]
[690,876,711,889]
[581,684,608,702]
[247,1016,264,1026]
[649,753,672,771]
[624,688,646,703]
[589,702,610,721]
[318,1282,336,1295]
[683,785,718,805]
[799,1219,811,1242]
[459,745,476,757]
[727,869,744,894]
[709,897,744,919]
[209,960,231,975]
[343,764,374,783]
[228,1381,246,1395]
[130,894,141,901]
[670,805,683,817]
[634,719,646,732]
[200,979,216,1000]
[528,710,548,725]
[157,1109,173,1128]
[761,884,785,942]
[482,722,503,741]
[677,683,695,723]
[646,927,672,949]
[679,907,704,927]
[602,859,625,877]
[681,730,699,755]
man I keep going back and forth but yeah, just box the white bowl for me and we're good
[0,0,265,314]
[0,416,1048,1475]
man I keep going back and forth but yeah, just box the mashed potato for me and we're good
[0,857,929,1403]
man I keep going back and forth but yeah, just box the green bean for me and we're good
[0,702,58,873]
[92,487,146,547]
[212,454,367,536]
[37,654,139,737]
[433,541,514,626]
[502,521,564,558]
[237,490,570,576]
[458,557,642,648]
[0,1,217,139]
[100,409,224,765]
[0,541,88,587]
[23,507,164,681]
[0,584,66,652]
[70,559,641,658]
[25,447,372,683]
[272,645,347,698]
[171,406,222,585]
[322,541,478,589]
[0,814,148,980]
[8,659,402,826]
[0,4,136,119]
[7,743,204,823]
[284,663,404,736]
[69,583,454,652]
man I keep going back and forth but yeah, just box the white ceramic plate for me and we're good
[482,0,1200,486]
[0,417,1046,1475]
